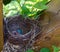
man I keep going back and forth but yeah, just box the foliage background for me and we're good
[3,0,50,19]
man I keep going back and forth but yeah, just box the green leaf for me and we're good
[26,0,36,2]
[52,45,60,52]
[21,5,30,17]
[25,4,32,7]
[40,47,50,52]
[6,10,18,17]
[34,2,48,11]
[17,0,20,4]
[26,49,34,52]
[41,0,50,4]
[20,0,25,6]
